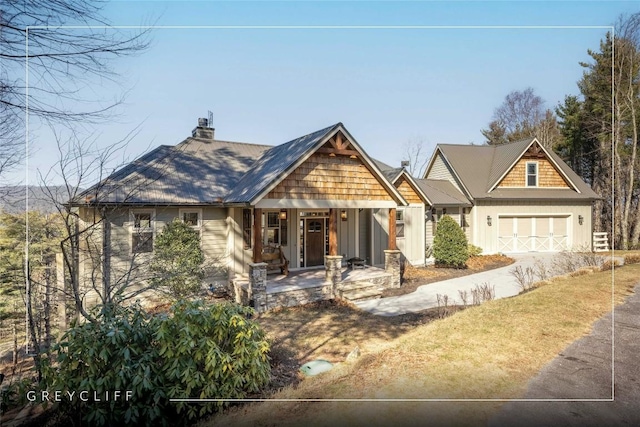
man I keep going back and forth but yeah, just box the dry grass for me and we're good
[624,253,640,264]
[204,264,640,427]
[255,300,454,393]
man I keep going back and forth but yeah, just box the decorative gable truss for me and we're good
[491,139,579,192]
[256,127,407,208]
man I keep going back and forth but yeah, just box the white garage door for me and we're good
[498,216,569,252]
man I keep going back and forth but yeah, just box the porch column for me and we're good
[325,255,343,298]
[388,208,397,250]
[249,262,268,313]
[384,250,401,288]
[253,208,263,263]
[328,208,338,256]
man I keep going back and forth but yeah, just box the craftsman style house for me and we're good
[72,120,599,310]
[377,138,599,256]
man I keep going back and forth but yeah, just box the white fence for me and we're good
[593,232,609,252]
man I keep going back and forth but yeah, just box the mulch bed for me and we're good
[382,255,515,298]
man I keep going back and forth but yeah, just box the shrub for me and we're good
[601,259,621,271]
[467,244,483,257]
[41,304,167,426]
[433,215,469,268]
[624,254,640,264]
[150,219,205,299]
[511,265,535,292]
[157,300,271,420]
[41,301,271,426]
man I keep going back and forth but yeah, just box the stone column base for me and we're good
[384,250,402,288]
[249,262,268,313]
[325,255,344,298]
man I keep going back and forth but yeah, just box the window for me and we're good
[242,209,252,250]
[264,211,288,246]
[461,207,470,228]
[179,209,202,228]
[396,209,405,238]
[131,210,154,253]
[526,162,538,187]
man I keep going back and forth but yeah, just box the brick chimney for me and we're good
[192,117,215,139]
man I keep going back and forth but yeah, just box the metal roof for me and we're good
[414,179,472,206]
[224,123,340,203]
[372,159,403,183]
[75,137,271,205]
[434,140,600,201]
[73,122,407,207]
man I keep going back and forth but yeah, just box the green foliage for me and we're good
[0,377,34,414]
[150,219,205,299]
[433,215,469,268]
[41,300,271,426]
[41,304,167,426]
[157,300,271,420]
[0,211,64,290]
[468,244,483,257]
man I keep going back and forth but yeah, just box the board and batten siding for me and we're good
[473,200,592,254]
[397,204,426,265]
[426,152,464,194]
[337,208,358,261]
[372,208,389,266]
[359,208,372,265]
[229,208,253,276]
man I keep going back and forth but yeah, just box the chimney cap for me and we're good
[401,160,410,168]
[198,117,209,128]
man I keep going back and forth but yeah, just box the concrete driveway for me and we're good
[355,253,557,316]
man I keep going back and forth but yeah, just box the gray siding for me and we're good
[359,208,372,265]
[372,208,389,266]
[426,153,464,194]
[230,208,253,276]
[397,205,425,265]
[337,209,358,261]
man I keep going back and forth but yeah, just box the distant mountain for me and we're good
[0,186,78,214]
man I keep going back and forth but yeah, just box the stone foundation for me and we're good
[266,283,332,310]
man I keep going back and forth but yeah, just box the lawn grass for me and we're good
[203,264,640,427]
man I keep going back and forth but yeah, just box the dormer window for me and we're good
[526,162,538,187]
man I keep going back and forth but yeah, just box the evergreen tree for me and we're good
[150,219,205,299]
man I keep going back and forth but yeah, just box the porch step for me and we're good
[339,281,383,302]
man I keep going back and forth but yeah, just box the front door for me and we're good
[305,219,325,266]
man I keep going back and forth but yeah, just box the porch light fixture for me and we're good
[578,215,584,225]
[341,210,348,221]
[279,210,287,221]
[487,215,492,226]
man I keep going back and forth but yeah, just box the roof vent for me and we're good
[192,117,215,139]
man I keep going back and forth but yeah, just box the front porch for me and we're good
[233,255,400,312]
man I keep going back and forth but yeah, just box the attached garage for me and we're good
[497,215,570,253]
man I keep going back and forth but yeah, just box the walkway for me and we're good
[488,283,640,426]
[355,253,557,316]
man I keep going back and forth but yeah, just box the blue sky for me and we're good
[23,1,637,185]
